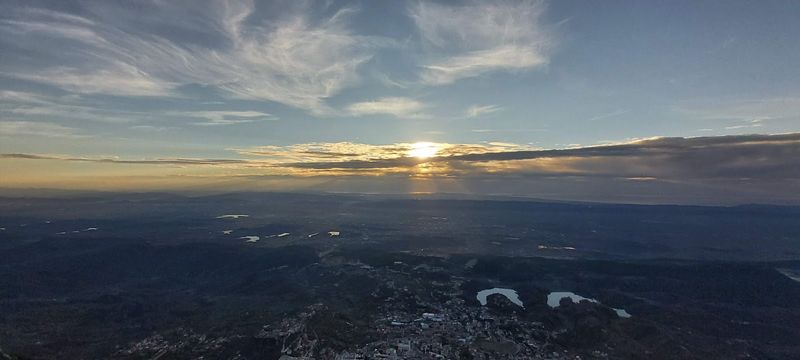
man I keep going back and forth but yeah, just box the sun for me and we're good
[408,142,439,159]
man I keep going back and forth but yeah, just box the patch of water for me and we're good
[477,288,524,308]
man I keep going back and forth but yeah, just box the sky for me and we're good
[1,0,799,204]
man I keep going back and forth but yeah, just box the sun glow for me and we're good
[408,142,439,159]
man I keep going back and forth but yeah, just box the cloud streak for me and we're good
[169,111,277,126]
[466,104,503,118]
[346,97,428,118]
[0,121,88,139]
[0,153,252,166]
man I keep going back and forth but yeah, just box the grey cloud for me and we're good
[277,133,800,180]
[5,133,800,181]
[4,134,800,205]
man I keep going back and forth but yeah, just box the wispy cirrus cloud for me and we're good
[0,90,148,124]
[0,1,551,121]
[0,121,88,139]
[466,104,503,118]
[587,109,630,122]
[410,0,553,85]
[9,64,173,97]
[724,119,764,130]
[0,0,387,114]
[0,90,273,128]
[346,97,429,119]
